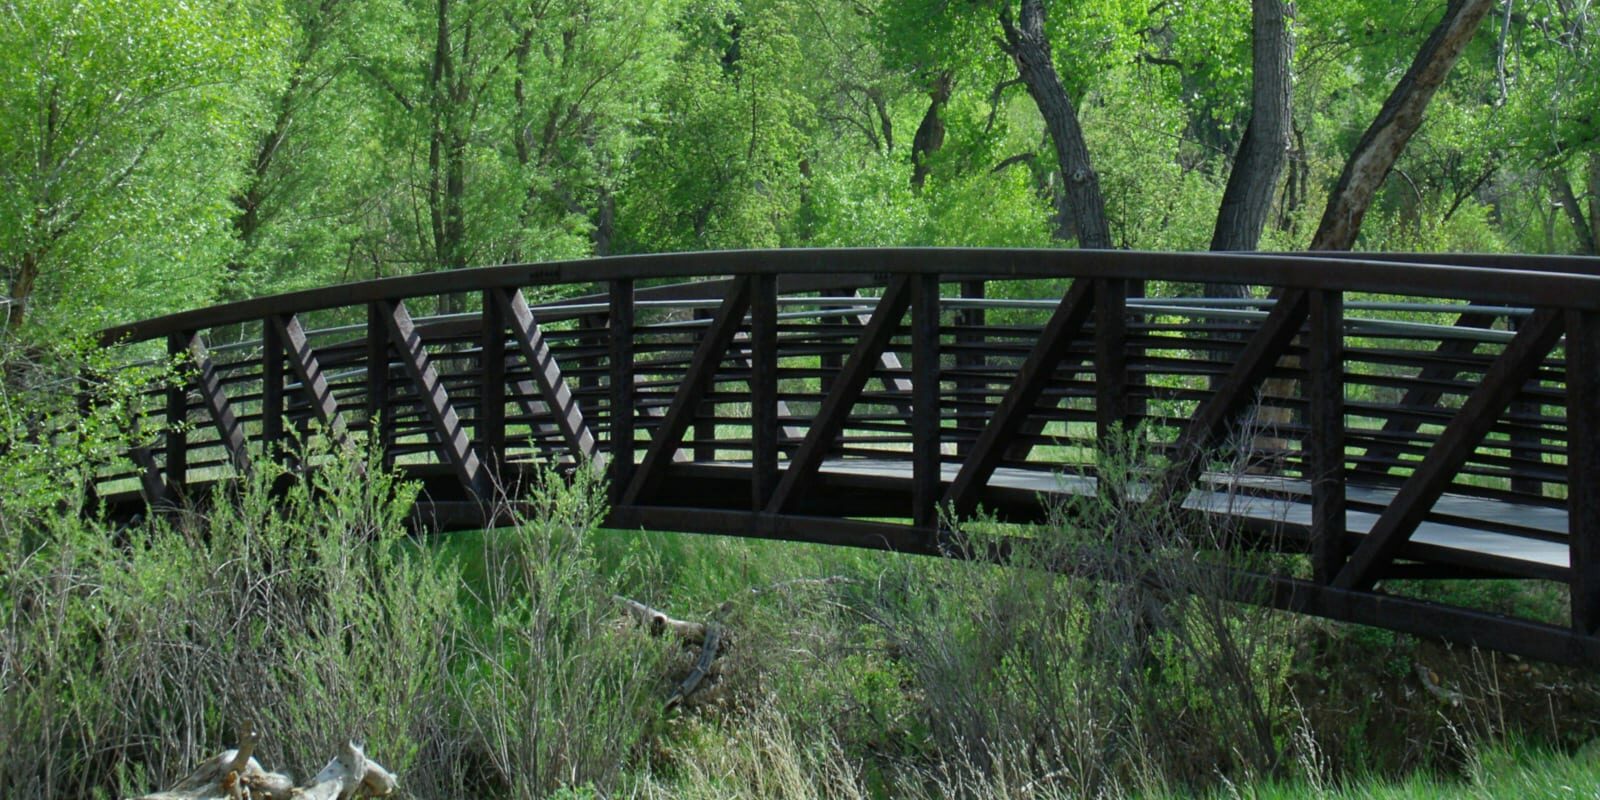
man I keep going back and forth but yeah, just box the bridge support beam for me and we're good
[911,274,940,529]
[751,274,780,509]
[1568,310,1600,633]
[366,304,394,469]
[609,280,635,507]
[1094,278,1129,503]
[1307,290,1347,583]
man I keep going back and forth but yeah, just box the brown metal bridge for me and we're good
[91,249,1600,666]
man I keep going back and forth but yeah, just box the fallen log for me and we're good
[667,622,723,710]
[615,595,712,644]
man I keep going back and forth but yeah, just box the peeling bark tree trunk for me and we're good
[999,0,1113,249]
[1309,0,1495,251]
[1556,172,1599,255]
[6,249,39,329]
[1589,153,1600,255]
[910,71,953,190]
[1207,0,1294,298]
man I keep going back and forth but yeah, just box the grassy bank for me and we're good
[3,353,1598,797]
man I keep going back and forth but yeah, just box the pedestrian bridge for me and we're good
[92,248,1600,666]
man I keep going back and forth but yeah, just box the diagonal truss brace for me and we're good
[380,299,481,491]
[623,276,755,506]
[1334,308,1565,590]
[943,279,1096,518]
[272,314,348,436]
[767,276,914,514]
[186,333,251,474]
[1148,288,1311,513]
[494,287,602,470]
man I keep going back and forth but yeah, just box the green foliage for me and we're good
[0,0,285,331]
[0,357,675,797]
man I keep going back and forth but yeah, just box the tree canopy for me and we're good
[2,0,1596,332]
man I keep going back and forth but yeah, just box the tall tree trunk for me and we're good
[910,71,953,190]
[1207,0,1294,298]
[6,249,39,330]
[1589,152,1600,254]
[1309,0,1495,251]
[1556,172,1599,255]
[998,0,1112,249]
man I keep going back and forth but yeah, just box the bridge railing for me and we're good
[90,248,1600,664]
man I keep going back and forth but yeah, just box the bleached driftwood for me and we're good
[614,595,713,644]
[130,724,395,800]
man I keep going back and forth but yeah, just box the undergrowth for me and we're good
[3,342,1598,798]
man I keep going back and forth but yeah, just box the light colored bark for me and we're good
[131,726,395,800]
[998,0,1113,248]
[1310,0,1495,251]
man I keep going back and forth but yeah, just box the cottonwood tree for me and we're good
[0,0,282,331]
[1310,0,1497,250]
[1206,0,1294,295]
[356,0,680,283]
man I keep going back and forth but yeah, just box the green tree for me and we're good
[0,0,284,331]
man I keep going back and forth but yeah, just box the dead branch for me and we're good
[667,623,724,710]
[130,727,395,800]
[614,595,711,644]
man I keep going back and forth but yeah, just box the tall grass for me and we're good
[4,343,1598,798]
[0,341,675,798]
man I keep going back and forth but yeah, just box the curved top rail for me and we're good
[98,248,1600,345]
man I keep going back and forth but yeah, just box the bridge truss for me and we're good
[91,249,1600,666]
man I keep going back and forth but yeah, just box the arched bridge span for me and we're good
[91,249,1600,666]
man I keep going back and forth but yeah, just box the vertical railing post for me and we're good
[911,273,941,530]
[751,273,779,509]
[609,279,636,507]
[481,289,507,487]
[76,367,100,509]
[954,279,986,458]
[1567,309,1600,633]
[1307,289,1348,584]
[164,331,190,500]
[579,313,605,392]
[1094,278,1129,501]
[1508,314,1543,496]
[262,317,285,468]
[693,305,716,461]
[366,303,392,470]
